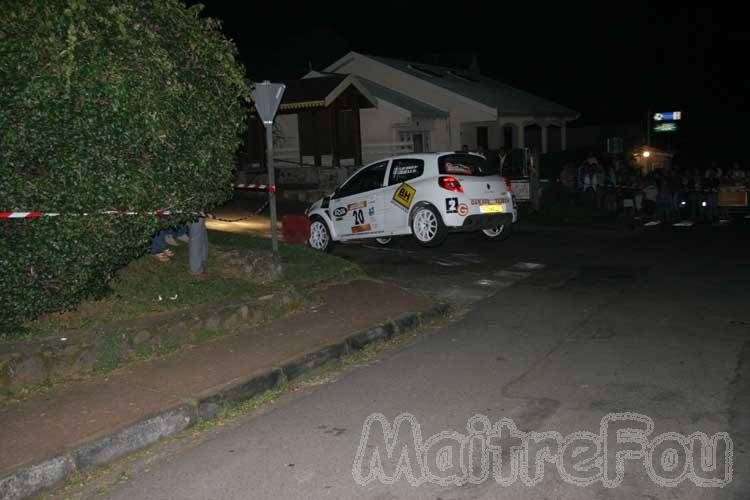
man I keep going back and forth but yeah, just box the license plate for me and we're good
[480,204,504,214]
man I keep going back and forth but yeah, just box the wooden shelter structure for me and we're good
[245,75,376,169]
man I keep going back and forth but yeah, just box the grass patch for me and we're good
[208,231,364,288]
[93,333,124,372]
[19,231,361,339]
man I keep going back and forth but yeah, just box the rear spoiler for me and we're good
[453,151,487,159]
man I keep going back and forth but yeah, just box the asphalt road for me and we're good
[68,221,749,500]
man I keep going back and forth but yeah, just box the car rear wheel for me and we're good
[411,205,447,247]
[309,217,334,252]
[482,223,512,241]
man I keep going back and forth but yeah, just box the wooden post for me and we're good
[297,112,304,166]
[330,106,340,167]
[312,109,321,167]
[353,104,362,166]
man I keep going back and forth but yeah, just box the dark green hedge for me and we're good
[0,0,249,335]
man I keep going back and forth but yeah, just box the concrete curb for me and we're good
[0,303,452,500]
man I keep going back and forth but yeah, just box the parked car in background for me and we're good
[306,152,517,251]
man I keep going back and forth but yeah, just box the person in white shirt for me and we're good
[731,161,745,179]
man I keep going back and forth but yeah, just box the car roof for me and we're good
[381,151,486,161]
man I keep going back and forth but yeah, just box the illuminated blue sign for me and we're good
[653,111,682,121]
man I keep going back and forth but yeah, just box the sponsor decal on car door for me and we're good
[332,196,381,237]
[329,161,388,238]
[384,159,425,232]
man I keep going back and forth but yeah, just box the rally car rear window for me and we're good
[438,154,493,176]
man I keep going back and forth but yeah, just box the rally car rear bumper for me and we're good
[451,213,513,232]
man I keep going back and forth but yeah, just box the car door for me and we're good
[330,161,389,239]
[383,158,425,233]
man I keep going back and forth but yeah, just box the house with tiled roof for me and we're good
[247,52,579,196]
[313,51,579,157]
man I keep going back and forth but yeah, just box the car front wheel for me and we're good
[411,205,447,247]
[309,217,334,252]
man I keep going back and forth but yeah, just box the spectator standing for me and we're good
[497,147,509,176]
[704,162,719,222]
[731,161,745,179]
[656,177,674,223]
[690,168,703,221]
[643,175,659,217]
[592,164,606,208]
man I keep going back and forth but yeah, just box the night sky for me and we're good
[194,1,747,163]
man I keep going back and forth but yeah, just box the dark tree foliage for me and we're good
[0,0,250,335]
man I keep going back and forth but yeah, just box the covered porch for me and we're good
[242,74,376,174]
[461,117,572,154]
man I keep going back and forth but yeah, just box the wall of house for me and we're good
[428,117,451,151]
[270,103,422,168]
[360,100,409,144]
[273,114,300,166]
[332,57,496,149]
[459,121,503,150]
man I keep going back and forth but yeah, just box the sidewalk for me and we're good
[0,280,439,499]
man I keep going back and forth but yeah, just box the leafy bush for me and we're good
[0,0,249,335]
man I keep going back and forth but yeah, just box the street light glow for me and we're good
[643,150,651,158]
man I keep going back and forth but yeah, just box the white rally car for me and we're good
[306,152,517,251]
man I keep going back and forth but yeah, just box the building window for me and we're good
[476,126,488,150]
[503,125,514,148]
[399,131,430,153]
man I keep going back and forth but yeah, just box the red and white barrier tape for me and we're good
[1,210,179,219]
[231,183,276,193]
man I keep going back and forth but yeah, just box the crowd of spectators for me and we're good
[555,153,750,223]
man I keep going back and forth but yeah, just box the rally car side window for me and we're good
[388,159,424,185]
[337,161,388,198]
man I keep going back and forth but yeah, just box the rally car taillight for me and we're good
[438,176,463,193]
[502,176,512,191]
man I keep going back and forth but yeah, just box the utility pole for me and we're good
[646,109,652,174]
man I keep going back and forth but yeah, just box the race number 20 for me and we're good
[353,209,365,225]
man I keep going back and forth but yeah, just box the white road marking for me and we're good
[432,259,466,267]
[494,270,531,280]
[475,279,497,286]
[451,254,483,264]
[512,262,546,271]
